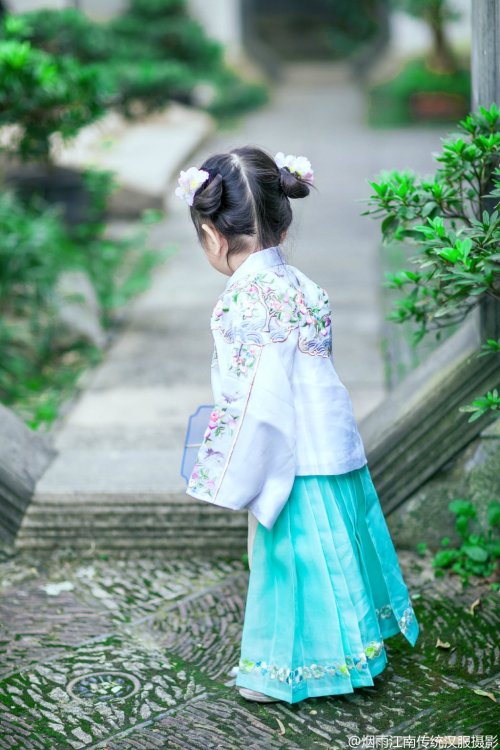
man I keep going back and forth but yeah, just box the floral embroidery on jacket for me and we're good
[229,342,259,378]
[211,270,332,357]
[188,261,336,504]
[238,639,384,689]
[186,339,265,500]
[187,405,241,497]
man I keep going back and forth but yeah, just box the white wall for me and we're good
[7,0,127,19]
[188,0,243,62]
[8,0,67,11]
[6,0,244,46]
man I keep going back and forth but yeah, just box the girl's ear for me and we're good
[201,223,228,256]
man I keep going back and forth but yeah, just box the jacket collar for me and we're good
[224,245,286,290]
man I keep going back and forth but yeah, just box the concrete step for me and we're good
[17,495,248,553]
[18,445,248,553]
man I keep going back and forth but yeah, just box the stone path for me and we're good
[18,62,450,552]
[0,543,498,748]
[3,62,498,745]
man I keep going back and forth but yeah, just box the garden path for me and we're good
[1,62,498,749]
[27,63,445,554]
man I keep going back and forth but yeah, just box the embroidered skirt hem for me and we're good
[235,466,419,704]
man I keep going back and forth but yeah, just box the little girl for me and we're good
[175,145,419,705]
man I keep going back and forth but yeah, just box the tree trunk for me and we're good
[425,6,456,73]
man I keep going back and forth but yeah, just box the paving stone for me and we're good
[0,543,498,749]
[0,712,47,750]
[0,582,113,679]
[0,634,207,750]
[103,654,499,749]
[107,696,309,750]
[415,588,500,681]
[62,556,247,625]
[149,574,248,681]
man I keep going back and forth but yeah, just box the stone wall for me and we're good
[387,419,500,552]
[0,405,55,543]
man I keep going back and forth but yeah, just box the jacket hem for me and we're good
[295,456,368,476]
[185,486,246,512]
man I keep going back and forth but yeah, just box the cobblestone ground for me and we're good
[0,543,498,749]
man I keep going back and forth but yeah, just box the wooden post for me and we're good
[471,0,500,342]
[471,0,500,112]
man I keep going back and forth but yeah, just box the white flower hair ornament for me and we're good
[274,152,314,183]
[175,166,210,206]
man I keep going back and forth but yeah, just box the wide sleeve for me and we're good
[185,281,297,530]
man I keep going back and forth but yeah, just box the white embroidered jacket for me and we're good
[185,244,368,530]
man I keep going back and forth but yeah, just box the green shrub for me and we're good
[100,59,196,118]
[0,4,267,124]
[430,499,500,588]
[206,67,269,120]
[1,9,111,62]
[108,0,266,117]
[364,104,500,420]
[109,3,224,71]
[0,39,107,162]
[367,56,470,128]
[0,174,170,427]
[0,191,72,412]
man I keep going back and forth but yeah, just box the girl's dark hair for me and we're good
[189,145,313,270]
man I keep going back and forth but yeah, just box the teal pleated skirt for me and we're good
[235,464,419,704]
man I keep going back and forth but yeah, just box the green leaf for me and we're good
[381,214,398,234]
[432,549,459,567]
[462,545,489,563]
[487,501,500,527]
[449,499,476,518]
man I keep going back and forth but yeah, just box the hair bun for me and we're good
[192,172,224,215]
[279,166,311,199]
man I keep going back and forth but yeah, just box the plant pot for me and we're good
[408,91,470,122]
[3,163,103,230]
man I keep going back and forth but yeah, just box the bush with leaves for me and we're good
[0,3,267,122]
[107,0,268,118]
[1,9,111,62]
[364,104,500,421]
[0,39,108,163]
[109,0,223,71]
[417,499,500,590]
[0,173,169,428]
[367,56,470,128]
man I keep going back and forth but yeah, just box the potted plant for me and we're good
[368,0,470,127]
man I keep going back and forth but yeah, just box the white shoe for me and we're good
[238,687,281,703]
[227,665,239,677]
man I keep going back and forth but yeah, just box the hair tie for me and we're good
[175,166,210,206]
[274,152,314,183]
